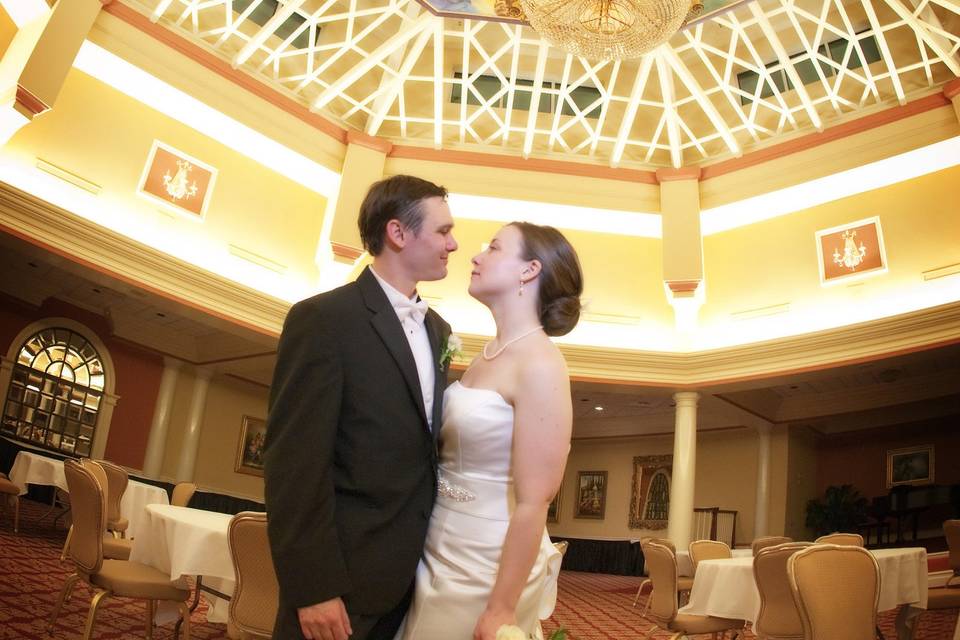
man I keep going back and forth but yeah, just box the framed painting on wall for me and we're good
[886,445,934,488]
[137,140,217,219]
[629,454,673,530]
[235,415,267,477]
[575,470,607,520]
[547,486,561,523]
[815,216,887,286]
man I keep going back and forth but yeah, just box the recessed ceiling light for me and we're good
[594,406,604,412]
[27,261,38,268]
[156,312,166,318]
[92,288,102,294]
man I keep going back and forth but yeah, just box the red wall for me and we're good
[0,296,163,469]
[816,414,960,499]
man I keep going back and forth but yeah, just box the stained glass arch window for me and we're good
[2,327,108,457]
[643,469,671,521]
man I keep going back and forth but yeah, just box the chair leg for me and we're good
[178,601,192,640]
[12,495,18,533]
[633,578,650,607]
[48,573,81,633]
[145,600,155,640]
[81,589,111,640]
[60,525,74,562]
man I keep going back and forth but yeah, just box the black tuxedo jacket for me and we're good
[264,267,450,637]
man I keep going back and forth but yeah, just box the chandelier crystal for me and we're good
[519,0,701,61]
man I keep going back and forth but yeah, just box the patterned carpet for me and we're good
[1,499,957,639]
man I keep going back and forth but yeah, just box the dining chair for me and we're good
[634,538,694,611]
[61,460,132,562]
[787,544,880,640]
[752,536,793,556]
[49,459,191,640]
[640,540,745,639]
[227,511,279,639]
[944,519,960,587]
[97,460,130,538]
[813,532,864,547]
[689,539,732,572]
[171,482,197,507]
[753,542,813,640]
[0,472,20,533]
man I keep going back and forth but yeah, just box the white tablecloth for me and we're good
[130,504,235,623]
[8,451,170,538]
[676,547,752,577]
[679,547,928,638]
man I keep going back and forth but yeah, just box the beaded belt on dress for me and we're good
[435,468,515,521]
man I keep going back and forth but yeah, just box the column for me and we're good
[667,391,699,549]
[316,130,392,291]
[174,368,212,483]
[656,168,704,333]
[141,357,182,478]
[754,423,772,539]
[945,79,960,124]
[0,0,105,144]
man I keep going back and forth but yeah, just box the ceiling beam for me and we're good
[233,0,308,67]
[861,0,907,104]
[522,41,550,158]
[365,24,433,135]
[433,20,444,149]
[311,11,435,112]
[151,0,175,22]
[898,0,960,75]
[611,54,655,167]
[749,2,824,131]
[655,50,683,168]
[661,46,740,157]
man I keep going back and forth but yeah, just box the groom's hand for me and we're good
[298,597,353,640]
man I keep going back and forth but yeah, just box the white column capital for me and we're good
[162,356,184,370]
[755,422,772,436]
[673,391,700,406]
[193,366,214,381]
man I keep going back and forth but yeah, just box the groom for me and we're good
[264,175,457,639]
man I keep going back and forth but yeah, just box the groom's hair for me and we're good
[358,175,448,256]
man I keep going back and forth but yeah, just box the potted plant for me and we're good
[805,484,869,537]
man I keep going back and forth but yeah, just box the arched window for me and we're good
[643,469,671,521]
[1,328,106,456]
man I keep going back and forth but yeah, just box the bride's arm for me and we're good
[474,355,572,640]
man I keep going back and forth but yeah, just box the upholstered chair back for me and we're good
[788,544,880,640]
[752,535,794,556]
[944,520,960,577]
[228,512,279,639]
[96,460,128,524]
[814,532,864,547]
[63,459,105,575]
[642,540,678,625]
[172,482,197,507]
[689,539,732,571]
[753,542,812,640]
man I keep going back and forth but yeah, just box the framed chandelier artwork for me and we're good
[815,216,887,286]
[137,140,217,219]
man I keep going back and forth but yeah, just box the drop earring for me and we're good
[519,278,524,296]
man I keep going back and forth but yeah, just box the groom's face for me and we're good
[400,196,458,282]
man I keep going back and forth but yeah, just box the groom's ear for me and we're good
[384,219,407,250]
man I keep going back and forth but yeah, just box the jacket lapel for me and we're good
[425,311,446,438]
[358,268,430,430]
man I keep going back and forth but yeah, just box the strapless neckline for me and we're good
[451,380,511,407]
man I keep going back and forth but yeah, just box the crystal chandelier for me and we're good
[519,0,703,61]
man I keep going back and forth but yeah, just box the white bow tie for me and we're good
[395,296,428,327]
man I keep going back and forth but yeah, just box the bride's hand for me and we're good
[473,606,516,640]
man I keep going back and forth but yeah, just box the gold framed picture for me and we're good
[886,445,934,488]
[815,216,887,286]
[547,485,562,523]
[137,140,217,219]
[575,470,607,520]
[234,415,266,477]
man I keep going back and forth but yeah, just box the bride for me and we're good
[395,221,583,640]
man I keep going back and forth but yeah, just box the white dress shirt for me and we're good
[370,267,435,427]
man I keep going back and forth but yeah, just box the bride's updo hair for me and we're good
[509,222,583,337]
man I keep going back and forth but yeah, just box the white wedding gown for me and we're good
[395,381,562,640]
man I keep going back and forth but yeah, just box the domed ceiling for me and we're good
[127,0,960,168]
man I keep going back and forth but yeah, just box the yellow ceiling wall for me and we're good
[700,165,960,333]
[3,67,327,300]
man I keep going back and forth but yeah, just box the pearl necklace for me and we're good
[482,325,543,361]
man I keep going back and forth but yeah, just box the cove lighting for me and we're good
[72,41,340,198]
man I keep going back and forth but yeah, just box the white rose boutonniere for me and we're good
[439,333,463,368]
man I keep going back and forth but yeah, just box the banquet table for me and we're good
[676,547,752,577]
[130,503,235,623]
[679,547,928,640]
[8,450,170,538]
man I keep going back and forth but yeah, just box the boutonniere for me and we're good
[439,333,462,368]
